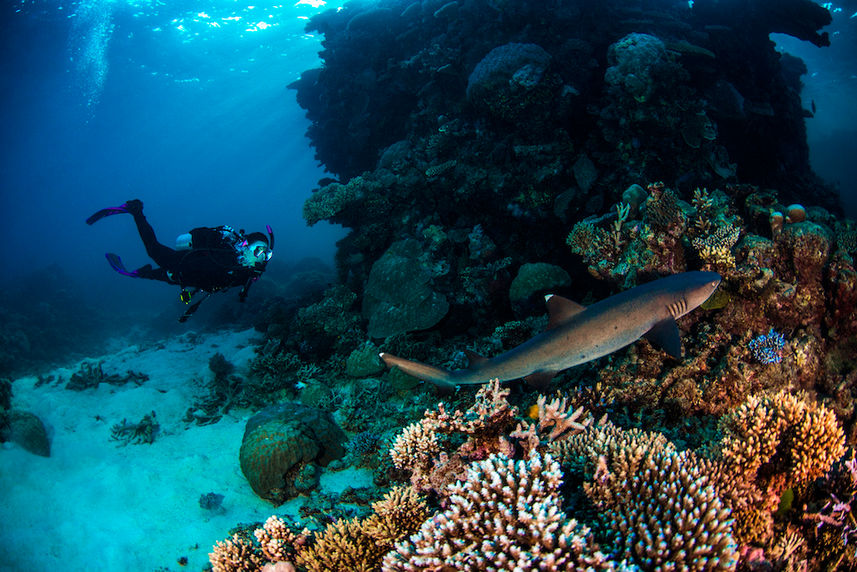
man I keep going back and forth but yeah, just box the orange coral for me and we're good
[716,390,846,509]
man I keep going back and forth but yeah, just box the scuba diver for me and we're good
[86,199,273,322]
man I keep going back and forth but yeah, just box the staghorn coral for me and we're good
[361,485,430,545]
[296,518,385,572]
[382,451,616,571]
[389,421,440,476]
[254,516,306,564]
[511,393,594,455]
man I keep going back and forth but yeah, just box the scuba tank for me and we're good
[175,233,193,251]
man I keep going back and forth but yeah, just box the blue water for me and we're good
[0,0,344,312]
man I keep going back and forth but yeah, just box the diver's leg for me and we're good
[126,202,182,269]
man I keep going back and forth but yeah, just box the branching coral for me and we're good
[389,421,441,479]
[382,451,616,571]
[553,420,739,570]
[210,534,267,572]
[210,486,428,572]
[511,393,594,454]
[692,222,742,271]
[388,378,519,494]
[715,390,846,509]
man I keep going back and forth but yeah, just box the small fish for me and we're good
[381,271,721,389]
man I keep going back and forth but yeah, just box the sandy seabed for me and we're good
[0,328,371,571]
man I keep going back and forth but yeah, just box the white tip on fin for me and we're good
[545,294,586,330]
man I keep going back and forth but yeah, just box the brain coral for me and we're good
[239,403,346,504]
[362,239,449,339]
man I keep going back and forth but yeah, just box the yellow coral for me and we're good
[692,222,741,269]
[717,390,846,488]
[296,518,383,572]
[389,421,439,472]
[210,534,265,572]
[362,485,430,545]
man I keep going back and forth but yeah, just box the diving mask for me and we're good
[239,239,273,267]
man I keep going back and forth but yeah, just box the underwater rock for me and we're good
[239,403,346,505]
[605,33,668,103]
[509,263,571,313]
[1,410,50,457]
[346,342,384,378]
[362,240,449,339]
[466,42,556,123]
[0,378,10,410]
[572,154,598,193]
[780,221,832,283]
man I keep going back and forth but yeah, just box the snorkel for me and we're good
[266,225,275,255]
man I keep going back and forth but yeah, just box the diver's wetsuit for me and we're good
[129,209,264,295]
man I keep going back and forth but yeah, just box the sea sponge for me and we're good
[239,403,346,504]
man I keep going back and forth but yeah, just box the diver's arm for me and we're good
[238,276,256,302]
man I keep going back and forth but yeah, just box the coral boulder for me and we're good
[239,403,346,505]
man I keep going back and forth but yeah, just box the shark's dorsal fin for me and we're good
[464,350,488,368]
[644,318,682,359]
[545,294,587,330]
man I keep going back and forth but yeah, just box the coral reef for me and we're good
[239,403,347,505]
[210,486,428,572]
[66,361,149,391]
[383,451,615,571]
[205,0,857,569]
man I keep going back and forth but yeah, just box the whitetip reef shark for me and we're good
[380,271,721,389]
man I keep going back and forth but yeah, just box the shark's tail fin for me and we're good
[379,353,457,391]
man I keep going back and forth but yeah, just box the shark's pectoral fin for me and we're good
[545,295,586,330]
[464,350,489,368]
[524,370,557,389]
[644,318,682,359]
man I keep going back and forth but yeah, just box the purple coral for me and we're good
[748,328,786,364]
